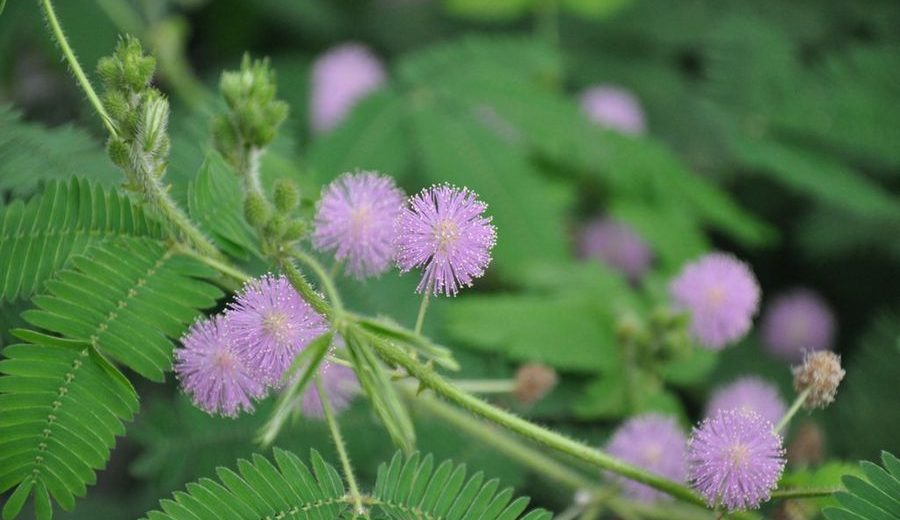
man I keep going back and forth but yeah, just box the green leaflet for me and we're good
[22,238,223,381]
[732,138,900,221]
[142,449,550,520]
[0,106,119,197]
[373,452,552,520]
[306,89,413,184]
[824,452,900,520]
[443,291,621,373]
[0,178,161,303]
[0,342,138,520]
[187,152,259,260]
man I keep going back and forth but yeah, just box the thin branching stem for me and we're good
[38,0,118,137]
[776,387,811,432]
[317,376,365,517]
[413,290,431,335]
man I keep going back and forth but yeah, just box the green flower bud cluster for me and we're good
[213,55,288,167]
[243,178,308,255]
[97,35,171,188]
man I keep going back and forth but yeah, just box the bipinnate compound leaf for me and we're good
[0,178,162,303]
[141,449,550,519]
[23,238,223,381]
[824,452,900,520]
[0,341,138,520]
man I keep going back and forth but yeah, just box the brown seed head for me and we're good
[514,363,558,405]
[792,351,845,409]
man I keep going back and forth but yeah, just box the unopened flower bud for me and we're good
[244,192,271,228]
[282,220,308,242]
[266,214,287,238]
[787,421,825,467]
[513,363,557,405]
[792,351,845,409]
[273,178,300,213]
[107,138,131,169]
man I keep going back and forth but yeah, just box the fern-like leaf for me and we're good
[824,451,900,520]
[142,448,350,519]
[142,449,550,520]
[187,152,258,259]
[0,106,119,197]
[0,341,138,520]
[21,238,223,381]
[0,178,161,303]
[372,451,552,520]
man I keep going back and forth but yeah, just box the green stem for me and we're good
[402,385,604,493]
[292,249,343,312]
[278,257,331,317]
[452,379,516,394]
[413,290,431,335]
[775,387,811,433]
[317,376,365,517]
[39,0,118,138]
[143,178,221,258]
[368,336,705,506]
[175,244,250,284]
[770,486,841,500]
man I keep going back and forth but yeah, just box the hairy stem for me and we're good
[317,376,365,517]
[402,385,604,493]
[452,379,516,394]
[279,257,331,317]
[369,335,706,506]
[770,486,841,500]
[175,244,250,285]
[292,249,344,312]
[413,290,431,335]
[38,0,118,137]
[142,174,221,258]
[775,387,811,433]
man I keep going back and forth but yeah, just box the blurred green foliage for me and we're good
[1,0,899,517]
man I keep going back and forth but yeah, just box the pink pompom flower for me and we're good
[226,275,328,386]
[669,253,761,350]
[605,414,688,503]
[761,289,836,362]
[313,171,406,279]
[579,85,647,135]
[688,409,786,511]
[577,217,653,280]
[706,377,787,427]
[174,315,267,417]
[310,43,386,134]
[395,185,497,296]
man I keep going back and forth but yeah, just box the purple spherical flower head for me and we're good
[579,85,646,135]
[578,217,652,280]
[310,43,386,134]
[706,377,787,427]
[313,171,405,279]
[395,185,497,296]
[761,289,836,363]
[302,361,360,418]
[605,414,688,503]
[688,409,786,511]
[226,275,328,386]
[174,315,267,417]
[669,252,761,350]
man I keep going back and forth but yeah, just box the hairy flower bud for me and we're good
[218,55,288,149]
[281,220,308,242]
[244,192,271,228]
[273,178,300,213]
[792,351,845,409]
[106,138,131,169]
[513,363,557,405]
